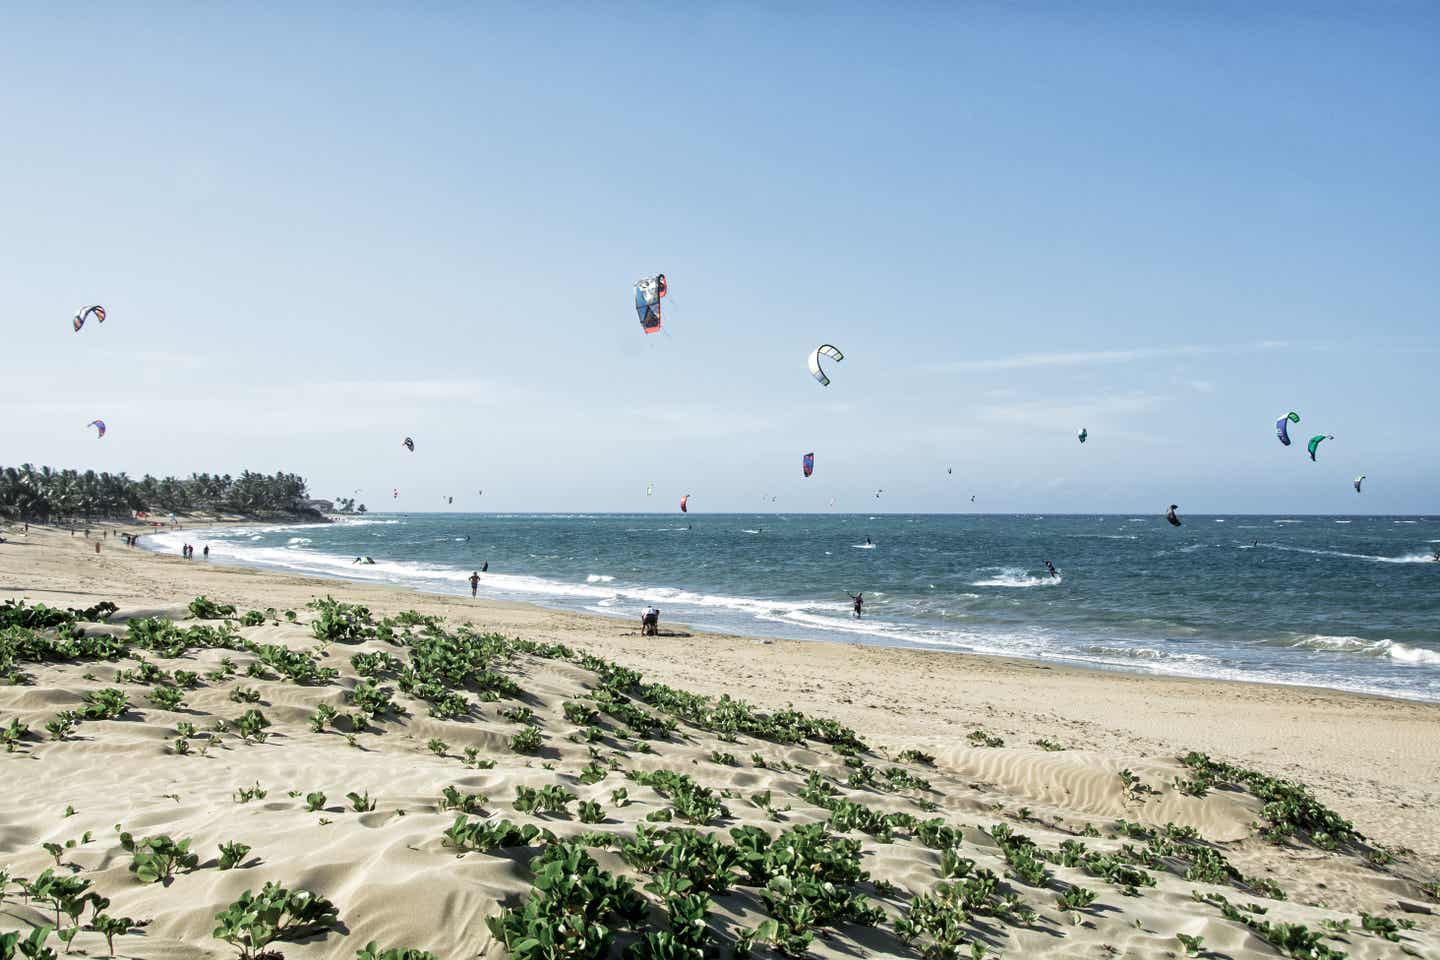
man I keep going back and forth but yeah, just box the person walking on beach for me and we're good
[469,571,480,597]
[848,592,864,619]
[203,545,210,559]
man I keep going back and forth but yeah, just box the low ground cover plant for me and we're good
[212,882,340,960]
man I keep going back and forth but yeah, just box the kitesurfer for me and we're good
[482,561,489,572]
[1043,560,1058,578]
[1166,505,1182,527]
[848,592,864,619]
[469,571,480,597]
[865,536,872,546]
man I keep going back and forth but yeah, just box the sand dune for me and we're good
[1,523,1436,958]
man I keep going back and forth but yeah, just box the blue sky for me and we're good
[2,3,1436,514]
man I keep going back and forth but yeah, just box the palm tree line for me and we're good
[0,465,316,522]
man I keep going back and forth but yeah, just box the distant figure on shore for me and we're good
[203,545,210,560]
[352,557,362,564]
[94,541,101,555]
[1043,559,1058,578]
[481,561,488,572]
[363,556,376,565]
[848,592,864,619]
[641,606,660,636]
[469,571,480,597]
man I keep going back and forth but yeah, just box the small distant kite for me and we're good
[1077,428,1088,444]
[647,481,654,497]
[802,452,815,478]
[829,497,836,509]
[447,496,453,505]
[635,274,667,334]
[402,437,415,453]
[947,467,952,475]
[874,488,884,499]
[1275,412,1300,446]
[87,419,106,439]
[393,488,399,499]
[1166,504,1182,527]
[807,344,844,387]
[680,494,690,514]
[1353,475,1365,493]
[1307,434,1333,462]
[73,305,106,333]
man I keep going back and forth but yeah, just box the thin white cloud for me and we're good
[929,340,1290,372]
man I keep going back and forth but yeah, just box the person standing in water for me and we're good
[1043,559,1058,578]
[847,592,864,619]
[469,571,481,597]
[481,561,488,572]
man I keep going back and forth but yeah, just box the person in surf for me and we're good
[1043,559,1058,578]
[469,571,480,597]
[847,592,864,619]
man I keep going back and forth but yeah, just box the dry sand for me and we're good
[1,520,1436,959]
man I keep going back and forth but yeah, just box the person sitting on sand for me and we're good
[848,592,864,619]
[469,571,480,597]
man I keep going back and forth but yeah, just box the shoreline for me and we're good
[140,519,1440,707]
[5,519,1438,861]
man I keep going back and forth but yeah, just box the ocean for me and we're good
[146,513,1440,702]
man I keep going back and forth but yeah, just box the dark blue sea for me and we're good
[148,513,1440,702]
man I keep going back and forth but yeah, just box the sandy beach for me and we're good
[2,520,1436,959]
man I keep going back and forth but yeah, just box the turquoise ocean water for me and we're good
[147,513,1440,702]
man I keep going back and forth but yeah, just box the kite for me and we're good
[393,488,399,499]
[635,274,667,334]
[1166,504,1182,527]
[1275,412,1300,446]
[72,305,106,333]
[1307,434,1333,462]
[947,467,952,475]
[829,497,836,509]
[680,494,690,514]
[87,419,106,439]
[647,481,654,497]
[875,488,884,499]
[802,452,815,478]
[447,496,453,505]
[1353,475,1365,493]
[1077,428,1088,444]
[402,437,415,453]
[807,344,844,386]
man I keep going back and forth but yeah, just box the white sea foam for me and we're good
[586,574,615,583]
[1262,544,1435,564]
[972,567,1061,588]
[1290,635,1440,666]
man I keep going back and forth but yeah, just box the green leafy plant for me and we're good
[235,708,271,742]
[426,737,448,757]
[510,726,543,754]
[578,800,605,824]
[347,790,376,812]
[897,748,936,764]
[0,926,57,960]
[189,596,237,619]
[239,610,266,627]
[442,816,555,854]
[514,784,576,817]
[218,841,252,870]
[966,728,1004,748]
[148,685,186,710]
[229,686,262,704]
[1176,933,1205,957]
[81,688,130,721]
[309,703,339,732]
[1034,738,1066,751]
[92,914,137,958]
[438,786,486,815]
[211,882,340,960]
[306,791,328,811]
[119,831,198,884]
[234,781,267,803]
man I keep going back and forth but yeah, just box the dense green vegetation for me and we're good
[0,464,315,521]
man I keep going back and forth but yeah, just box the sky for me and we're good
[2,3,1437,514]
